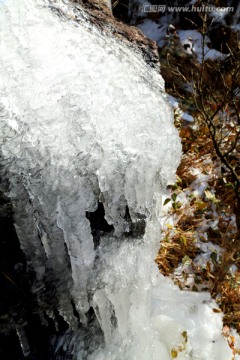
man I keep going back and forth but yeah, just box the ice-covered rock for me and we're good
[0,0,234,359]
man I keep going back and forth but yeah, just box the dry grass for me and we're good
[156,230,198,276]
[156,119,240,340]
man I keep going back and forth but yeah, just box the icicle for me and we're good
[16,326,30,357]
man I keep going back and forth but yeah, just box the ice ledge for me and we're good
[49,0,160,69]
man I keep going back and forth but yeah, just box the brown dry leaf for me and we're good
[213,308,221,313]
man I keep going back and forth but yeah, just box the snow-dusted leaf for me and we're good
[182,330,188,342]
[194,276,201,284]
[180,235,187,247]
[213,308,221,313]
[210,252,217,263]
[182,255,192,265]
[204,190,215,200]
[171,349,178,358]
[163,198,171,206]
[195,201,208,210]
[192,285,199,292]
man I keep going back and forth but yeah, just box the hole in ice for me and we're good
[123,205,146,238]
[86,202,114,249]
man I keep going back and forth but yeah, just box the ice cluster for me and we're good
[0,0,233,359]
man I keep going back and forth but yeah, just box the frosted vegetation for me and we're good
[0,0,234,359]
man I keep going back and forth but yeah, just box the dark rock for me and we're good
[0,189,67,360]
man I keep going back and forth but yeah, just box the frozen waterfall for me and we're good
[0,0,233,359]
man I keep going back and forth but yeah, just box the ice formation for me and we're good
[0,0,233,359]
